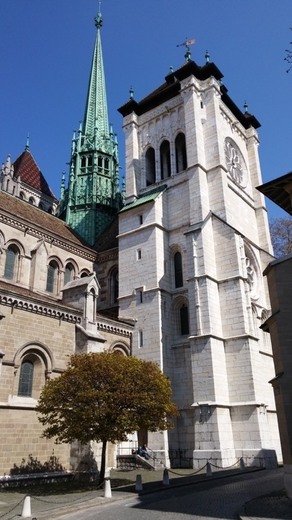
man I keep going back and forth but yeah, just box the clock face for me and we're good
[224,138,248,188]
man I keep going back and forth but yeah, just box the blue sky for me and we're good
[1,0,292,220]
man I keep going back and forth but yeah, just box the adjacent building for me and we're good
[258,174,292,496]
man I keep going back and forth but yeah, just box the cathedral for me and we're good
[0,6,281,476]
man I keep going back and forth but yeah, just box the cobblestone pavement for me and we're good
[54,468,289,520]
[0,466,290,519]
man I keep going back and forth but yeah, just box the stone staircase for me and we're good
[116,453,165,471]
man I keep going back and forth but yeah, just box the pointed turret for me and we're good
[58,5,121,246]
[1,143,57,214]
[83,9,109,140]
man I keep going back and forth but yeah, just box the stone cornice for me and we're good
[96,318,133,338]
[97,250,118,263]
[0,292,81,324]
[0,212,96,261]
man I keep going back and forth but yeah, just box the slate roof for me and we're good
[257,172,292,216]
[119,185,167,213]
[118,59,260,130]
[13,149,56,199]
[0,190,94,252]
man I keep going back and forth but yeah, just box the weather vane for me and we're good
[177,38,195,62]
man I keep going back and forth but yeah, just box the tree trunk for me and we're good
[99,439,107,485]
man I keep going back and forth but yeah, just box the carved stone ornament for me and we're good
[245,255,259,300]
[224,137,248,188]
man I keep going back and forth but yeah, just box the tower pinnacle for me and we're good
[58,6,121,246]
[95,1,103,29]
[83,2,108,139]
[25,134,30,151]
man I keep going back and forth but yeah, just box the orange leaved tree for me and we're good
[36,352,178,484]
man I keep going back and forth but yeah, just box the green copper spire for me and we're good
[83,5,109,140]
[58,5,122,246]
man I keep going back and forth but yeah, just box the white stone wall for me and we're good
[119,65,280,468]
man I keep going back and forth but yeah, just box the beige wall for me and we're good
[0,306,78,474]
[0,409,70,475]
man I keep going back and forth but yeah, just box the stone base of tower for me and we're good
[192,448,278,471]
[192,449,236,470]
[147,430,171,468]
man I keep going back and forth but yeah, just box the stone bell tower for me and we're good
[118,47,281,468]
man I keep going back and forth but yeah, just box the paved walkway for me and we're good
[239,486,292,519]
[0,466,291,519]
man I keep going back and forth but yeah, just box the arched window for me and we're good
[46,260,59,293]
[175,133,187,173]
[4,244,20,280]
[104,158,109,174]
[81,156,86,170]
[80,270,90,278]
[18,360,34,397]
[145,147,156,186]
[98,156,103,173]
[111,344,130,356]
[15,346,52,400]
[19,191,25,200]
[180,304,189,335]
[64,263,75,285]
[109,268,119,305]
[29,197,35,205]
[160,140,171,179]
[88,288,96,321]
[174,252,183,288]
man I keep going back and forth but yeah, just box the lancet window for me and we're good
[46,260,59,293]
[174,251,183,288]
[18,360,34,397]
[175,133,187,173]
[160,140,171,179]
[145,147,156,186]
[64,263,75,285]
[4,244,20,281]
[180,304,189,335]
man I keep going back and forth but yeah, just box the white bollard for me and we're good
[206,461,212,477]
[135,474,143,491]
[21,496,31,518]
[163,468,170,485]
[104,477,112,498]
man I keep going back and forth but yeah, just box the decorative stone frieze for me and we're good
[96,320,133,338]
[0,213,96,261]
[0,293,81,323]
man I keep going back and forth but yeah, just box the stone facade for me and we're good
[118,60,281,468]
[0,8,131,477]
[0,191,132,475]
